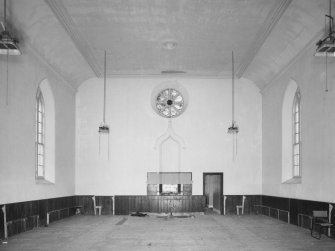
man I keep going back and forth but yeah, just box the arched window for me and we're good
[35,79,55,183]
[292,90,301,177]
[36,87,45,178]
[282,80,301,183]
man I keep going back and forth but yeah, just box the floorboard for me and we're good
[1,214,334,250]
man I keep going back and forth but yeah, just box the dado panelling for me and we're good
[114,195,206,215]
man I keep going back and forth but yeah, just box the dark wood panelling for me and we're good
[38,200,47,225]
[99,196,113,215]
[6,201,39,221]
[299,214,313,229]
[150,196,158,212]
[2,196,80,237]
[289,198,298,225]
[225,195,237,214]
[47,196,77,212]
[259,195,335,238]
[225,195,262,215]
[114,195,206,215]
[49,211,60,224]
[245,195,262,214]
[3,194,333,239]
[116,196,129,215]
[77,195,94,215]
[7,219,25,237]
[48,208,74,224]
[76,196,114,215]
[262,195,290,211]
[225,195,240,214]
[278,210,289,223]
[26,215,39,231]
[290,198,329,226]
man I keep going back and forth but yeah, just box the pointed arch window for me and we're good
[35,80,55,183]
[292,90,301,177]
[282,80,301,183]
[36,87,45,178]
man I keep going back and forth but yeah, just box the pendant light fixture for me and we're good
[98,50,109,134]
[228,51,239,134]
[98,50,109,159]
[315,0,335,57]
[0,0,21,55]
[315,0,334,92]
[325,52,329,92]
[1,0,21,106]
[227,51,239,160]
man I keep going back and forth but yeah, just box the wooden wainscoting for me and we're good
[114,195,206,215]
[1,196,78,238]
[76,196,114,215]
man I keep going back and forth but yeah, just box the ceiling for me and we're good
[0,0,331,90]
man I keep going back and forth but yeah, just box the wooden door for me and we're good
[203,173,223,214]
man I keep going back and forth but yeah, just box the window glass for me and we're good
[36,87,45,179]
[292,90,301,177]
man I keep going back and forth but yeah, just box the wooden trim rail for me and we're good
[254,205,290,224]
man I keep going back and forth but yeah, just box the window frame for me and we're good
[36,87,45,179]
[292,89,301,178]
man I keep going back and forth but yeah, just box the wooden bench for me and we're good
[310,210,334,239]
[46,205,83,226]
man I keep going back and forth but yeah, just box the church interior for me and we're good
[0,0,335,249]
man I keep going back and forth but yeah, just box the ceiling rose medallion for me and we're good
[162,40,178,50]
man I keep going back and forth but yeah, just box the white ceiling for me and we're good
[1,0,331,90]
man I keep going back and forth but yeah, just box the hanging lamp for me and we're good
[0,0,21,55]
[98,50,109,159]
[228,51,239,134]
[228,51,239,160]
[315,0,335,57]
[98,50,109,134]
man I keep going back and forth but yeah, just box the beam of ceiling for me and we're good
[45,0,101,77]
[237,0,292,78]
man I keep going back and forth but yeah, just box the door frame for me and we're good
[203,172,224,214]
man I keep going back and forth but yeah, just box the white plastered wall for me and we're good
[262,42,335,203]
[75,78,262,196]
[0,48,76,204]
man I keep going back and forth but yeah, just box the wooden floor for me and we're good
[1,214,335,250]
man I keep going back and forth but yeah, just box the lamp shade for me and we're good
[0,31,21,55]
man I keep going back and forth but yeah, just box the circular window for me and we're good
[155,88,185,118]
